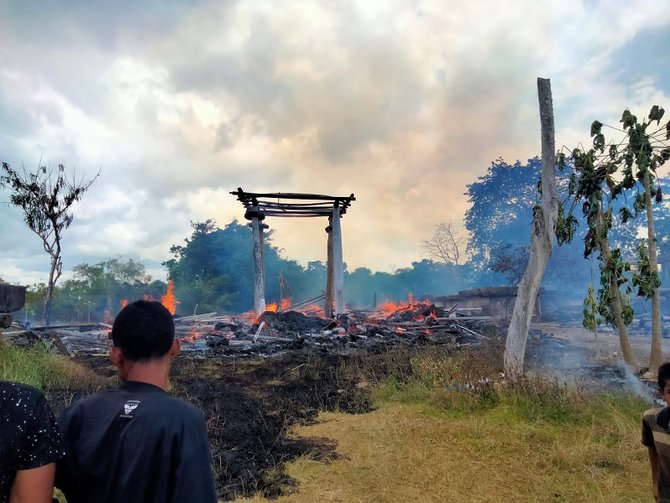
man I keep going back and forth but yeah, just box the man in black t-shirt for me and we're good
[0,381,65,503]
[55,300,217,503]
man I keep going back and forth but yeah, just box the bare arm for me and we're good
[649,446,660,501]
[9,463,56,503]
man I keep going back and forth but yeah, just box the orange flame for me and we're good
[161,280,180,315]
[280,298,291,310]
[184,330,202,343]
[266,303,278,312]
[120,299,129,309]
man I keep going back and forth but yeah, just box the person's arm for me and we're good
[649,446,660,501]
[9,463,56,503]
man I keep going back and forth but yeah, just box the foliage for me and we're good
[58,258,163,322]
[489,244,529,286]
[465,158,543,268]
[582,284,601,331]
[632,242,661,298]
[464,157,590,290]
[0,162,99,325]
[559,105,670,342]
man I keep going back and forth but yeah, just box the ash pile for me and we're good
[3,302,494,357]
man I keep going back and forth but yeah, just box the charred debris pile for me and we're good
[4,302,495,357]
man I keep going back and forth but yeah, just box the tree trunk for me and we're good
[644,169,662,375]
[596,208,638,368]
[43,255,59,326]
[504,78,558,380]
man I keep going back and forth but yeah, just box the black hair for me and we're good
[659,362,670,391]
[111,300,174,361]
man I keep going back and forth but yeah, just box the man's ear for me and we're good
[169,338,181,358]
[110,346,124,369]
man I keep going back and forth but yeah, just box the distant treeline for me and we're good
[17,158,670,323]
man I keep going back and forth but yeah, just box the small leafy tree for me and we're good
[559,105,670,373]
[0,163,99,325]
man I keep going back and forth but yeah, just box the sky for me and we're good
[1,0,669,285]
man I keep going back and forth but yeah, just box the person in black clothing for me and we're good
[0,381,65,503]
[55,300,217,503]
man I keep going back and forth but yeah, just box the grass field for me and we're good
[0,335,657,502]
[236,348,654,503]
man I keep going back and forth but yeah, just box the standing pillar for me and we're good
[330,206,345,315]
[246,207,266,317]
[324,223,334,318]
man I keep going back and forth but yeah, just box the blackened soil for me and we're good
[47,349,385,500]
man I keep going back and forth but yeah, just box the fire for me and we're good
[379,301,407,314]
[161,279,180,315]
[266,303,279,312]
[281,298,291,310]
[183,330,203,343]
[120,299,128,309]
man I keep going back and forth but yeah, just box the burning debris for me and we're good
[2,299,494,357]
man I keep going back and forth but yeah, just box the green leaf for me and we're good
[649,105,665,123]
[620,109,636,129]
[590,120,603,137]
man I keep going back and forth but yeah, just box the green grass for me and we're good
[236,345,654,503]
[0,339,101,389]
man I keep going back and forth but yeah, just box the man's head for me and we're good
[111,300,175,361]
[659,362,670,405]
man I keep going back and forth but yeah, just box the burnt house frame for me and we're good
[231,188,355,317]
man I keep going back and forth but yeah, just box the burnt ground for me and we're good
[46,346,425,500]
[44,321,662,501]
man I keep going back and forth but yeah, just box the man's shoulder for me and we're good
[62,385,202,418]
[643,407,662,420]
[0,380,44,398]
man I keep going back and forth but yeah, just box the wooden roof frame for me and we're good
[230,188,355,317]
[230,188,356,218]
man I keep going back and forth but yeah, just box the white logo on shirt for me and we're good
[123,400,140,415]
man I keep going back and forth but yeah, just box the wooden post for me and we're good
[324,223,334,317]
[331,206,345,314]
[248,208,267,317]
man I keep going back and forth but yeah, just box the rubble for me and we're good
[2,303,494,357]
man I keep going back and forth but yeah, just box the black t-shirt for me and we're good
[0,381,65,503]
[56,380,217,503]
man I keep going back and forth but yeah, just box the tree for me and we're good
[560,106,670,373]
[423,222,466,290]
[489,244,530,286]
[465,158,543,270]
[0,163,99,325]
[504,78,559,380]
[423,223,464,265]
[55,258,160,322]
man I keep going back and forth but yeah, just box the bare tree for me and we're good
[1,163,99,326]
[423,222,466,290]
[504,78,559,380]
[423,222,466,264]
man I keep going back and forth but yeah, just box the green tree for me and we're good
[0,163,99,325]
[559,105,670,372]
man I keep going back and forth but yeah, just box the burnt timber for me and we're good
[231,189,355,318]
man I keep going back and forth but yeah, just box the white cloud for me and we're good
[1,0,669,283]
